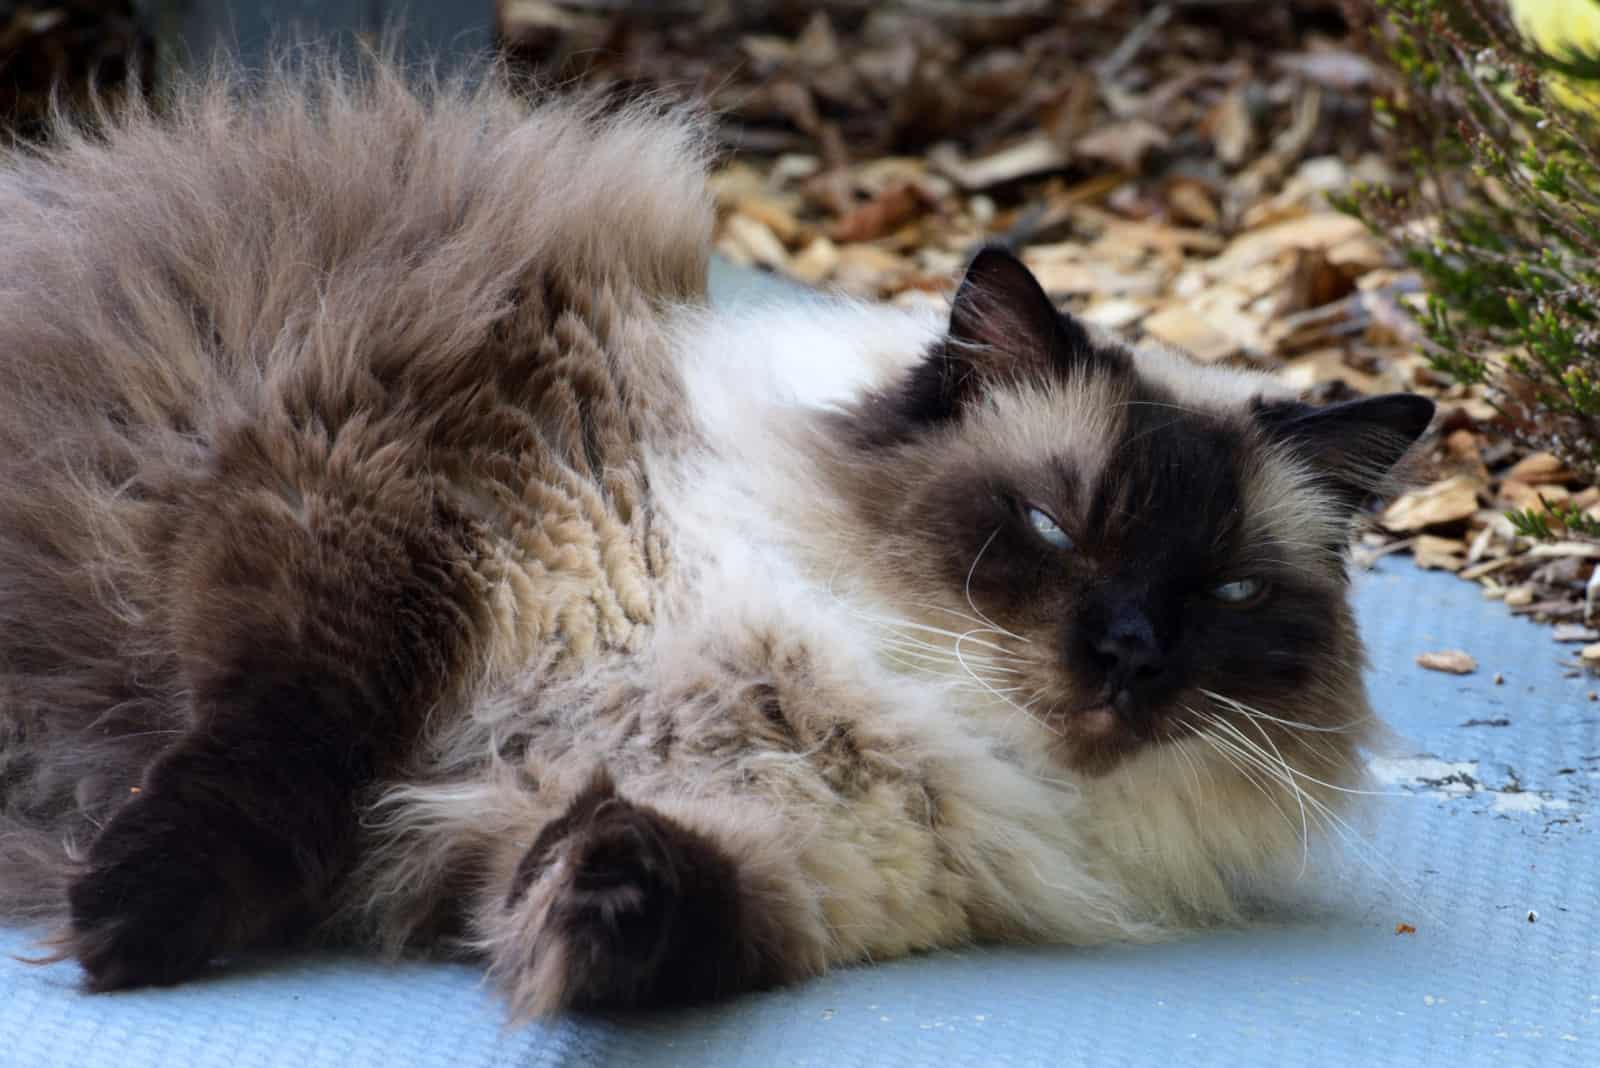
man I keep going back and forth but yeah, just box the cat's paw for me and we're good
[66,793,234,991]
[505,772,751,1014]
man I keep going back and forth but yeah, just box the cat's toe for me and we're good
[66,796,232,991]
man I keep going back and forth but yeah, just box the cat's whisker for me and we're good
[953,628,1060,736]
[1199,689,1372,736]
[1224,709,1312,876]
[908,601,1031,645]
[1200,692,1413,800]
[1199,691,1349,769]
[1195,714,1388,870]
[1181,718,1301,841]
[878,624,1020,657]
[874,637,1026,680]
[842,609,1022,659]
[1170,734,1212,797]
[1192,713,1440,920]
[961,529,1015,642]
[877,652,1025,695]
[873,632,1018,663]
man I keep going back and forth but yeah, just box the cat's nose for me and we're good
[1092,616,1169,705]
[1095,634,1162,681]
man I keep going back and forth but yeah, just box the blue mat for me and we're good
[2,266,1596,1066]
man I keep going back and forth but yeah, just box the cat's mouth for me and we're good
[1057,696,1173,774]
[1072,702,1118,738]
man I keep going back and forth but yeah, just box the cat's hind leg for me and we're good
[63,456,488,990]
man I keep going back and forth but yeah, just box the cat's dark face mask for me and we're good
[837,246,1434,774]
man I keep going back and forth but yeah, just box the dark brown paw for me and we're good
[66,794,233,991]
[509,772,752,1013]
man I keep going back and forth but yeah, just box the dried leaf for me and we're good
[1074,119,1169,173]
[828,182,930,242]
[1206,87,1256,167]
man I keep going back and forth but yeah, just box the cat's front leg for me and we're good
[487,771,803,1016]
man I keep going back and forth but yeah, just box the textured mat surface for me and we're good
[1,264,1595,1065]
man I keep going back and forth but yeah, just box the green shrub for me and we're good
[1339,0,1600,518]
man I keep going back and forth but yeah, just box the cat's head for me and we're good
[835,247,1432,778]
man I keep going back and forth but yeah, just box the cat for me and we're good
[0,54,1434,1018]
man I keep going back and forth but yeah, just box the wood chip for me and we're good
[1552,624,1600,643]
[1079,298,1151,330]
[1211,214,1369,275]
[1412,535,1466,572]
[1504,451,1571,485]
[787,236,840,285]
[930,136,1071,191]
[1165,178,1220,227]
[1380,476,1481,534]
[722,214,790,270]
[1140,305,1241,363]
[1416,650,1478,675]
[1500,480,1569,512]
[1528,541,1600,560]
[735,196,802,244]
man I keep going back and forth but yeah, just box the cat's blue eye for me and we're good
[1025,505,1074,550]
[1211,577,1267,605]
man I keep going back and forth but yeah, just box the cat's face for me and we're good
[837,248,1433,775]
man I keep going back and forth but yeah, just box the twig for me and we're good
[1095,4,1173,83]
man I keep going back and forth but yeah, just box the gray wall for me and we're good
[166,0,492,72]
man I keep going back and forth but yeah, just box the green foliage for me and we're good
[1343,0,1600,493]
[1507,495,1600,539]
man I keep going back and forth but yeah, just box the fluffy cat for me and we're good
[0,55,1434,1018]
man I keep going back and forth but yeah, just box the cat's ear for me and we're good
[947,246,1078,361]
[1255,393,1436,510]
[851,247,1106,447]
[945,246,1094,381]
[899,247,1097,423]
